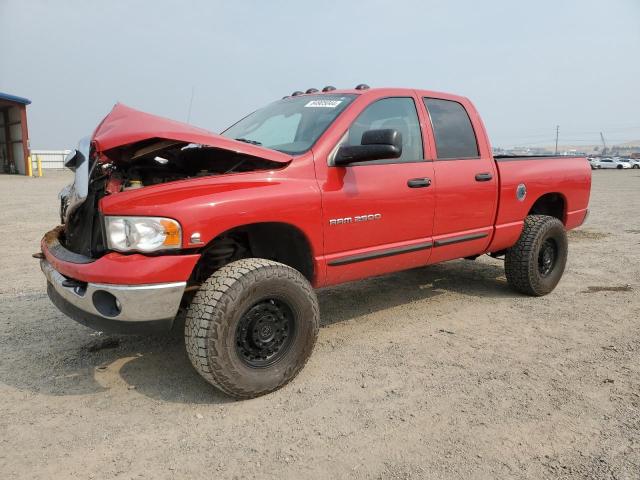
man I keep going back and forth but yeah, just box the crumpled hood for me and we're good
[92,103,292,164]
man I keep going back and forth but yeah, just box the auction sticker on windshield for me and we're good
[305,100,343,108]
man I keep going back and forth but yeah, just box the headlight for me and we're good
[104,216,182,252]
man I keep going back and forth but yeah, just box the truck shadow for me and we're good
[0,297,231,404]
[1,258,514,404]
[318,258,513,327]
[115,337,233,404]
[115,259,513,402]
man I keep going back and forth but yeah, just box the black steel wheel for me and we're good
[235,299,295,368]
[185,258,319,399]
[537,239,557,277]
[505,215,568,296]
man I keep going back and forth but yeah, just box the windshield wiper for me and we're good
[235,138,262,146]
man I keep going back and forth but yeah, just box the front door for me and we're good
[315,96,435,285]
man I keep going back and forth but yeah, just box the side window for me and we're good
[344,97,423,163]
[423,98,479,159]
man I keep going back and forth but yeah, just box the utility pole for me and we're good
[554,125,559,155]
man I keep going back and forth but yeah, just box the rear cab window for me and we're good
[423,98,479,159]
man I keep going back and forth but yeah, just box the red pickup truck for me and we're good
[40,86,591,398]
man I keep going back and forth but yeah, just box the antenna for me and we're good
[186,86,195,123]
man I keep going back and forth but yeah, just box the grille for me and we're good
[61,181,106,258]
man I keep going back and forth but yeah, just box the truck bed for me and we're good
[493,155,584,160]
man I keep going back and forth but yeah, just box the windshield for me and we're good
[222,94,356,154]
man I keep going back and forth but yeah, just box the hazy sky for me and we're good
[1,0,639,150]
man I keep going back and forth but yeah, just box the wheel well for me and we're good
[528,193,566,223]
[191,223,314,284]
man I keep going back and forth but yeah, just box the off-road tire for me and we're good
[505,215,568,296]
[185,258,319,399]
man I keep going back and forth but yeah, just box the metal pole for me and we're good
[555,125,559,155]
[37,155,43,177]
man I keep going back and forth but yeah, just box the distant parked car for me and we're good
[626,158,640,169]
[596,158,631,169]
[588,157,601,170]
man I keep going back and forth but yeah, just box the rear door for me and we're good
[420,97,498,263]
[316,95,435,285]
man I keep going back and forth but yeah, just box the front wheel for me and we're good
[633,164,639,169]
[185,258,319,399]
[505,215,568,296]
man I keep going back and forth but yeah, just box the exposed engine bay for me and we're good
[58,137,287,258]
[100,138,285,192]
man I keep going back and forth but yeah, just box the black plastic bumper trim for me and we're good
[44,227,95,264]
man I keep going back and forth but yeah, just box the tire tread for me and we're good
[185,258,319,398]
[505,215,567,296]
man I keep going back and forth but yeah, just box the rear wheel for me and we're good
[505,215,568,296]
[185,258,319,399]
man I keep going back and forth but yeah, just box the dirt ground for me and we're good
[1,170,639,480]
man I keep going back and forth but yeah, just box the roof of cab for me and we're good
[285,87,467,103]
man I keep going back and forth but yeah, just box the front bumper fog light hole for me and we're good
[92,290,122,317]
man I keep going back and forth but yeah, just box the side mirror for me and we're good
[64,149,84,171]
[334,129,402,166]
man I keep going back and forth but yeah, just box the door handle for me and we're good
[475,173,493,182]
[407,177,432,188]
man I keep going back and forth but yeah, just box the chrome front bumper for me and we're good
[41,260,186,333]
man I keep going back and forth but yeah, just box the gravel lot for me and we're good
[1,170,639,479]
